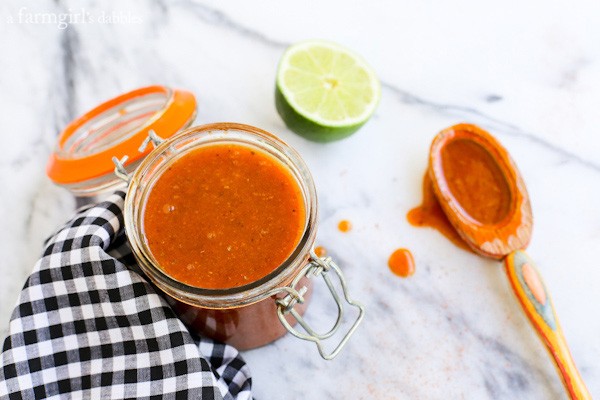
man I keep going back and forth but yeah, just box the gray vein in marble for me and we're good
[182,1,600,175]
[478,336,534,399]
[2,1,79,171]
[152,0,169,16]
[381,82,600,173]
[384,274,561,398]
[485,94,503,103]
[176,0,288,48]
[321,189,372,220]
[558,57,591,89]
[56,15,78,128]
[4,138,46,168]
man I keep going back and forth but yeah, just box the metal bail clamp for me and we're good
[112,129,165,183]
[274,249,366,360]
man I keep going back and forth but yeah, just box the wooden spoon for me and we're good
[429,123,590,400]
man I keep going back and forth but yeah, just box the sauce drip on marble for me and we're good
[337,219,352,233]
[314,246,327,257]
[406,173,472,252]
[388,248,415,278]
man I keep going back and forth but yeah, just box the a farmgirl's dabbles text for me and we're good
[143,144,306,289]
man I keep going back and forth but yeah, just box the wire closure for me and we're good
[138,130,165,153]
[112,155,131,183]
[272,250,366,360]
[113,130,165,183]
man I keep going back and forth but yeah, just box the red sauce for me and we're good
[143,143,306,289]
[388,248,415,278]
[440,139,511,225]
[407,173,472,252]
[338,220,352,232]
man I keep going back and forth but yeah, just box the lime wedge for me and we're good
[275,40,381,142]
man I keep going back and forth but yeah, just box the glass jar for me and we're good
[47,87,364,359]
[118,123,364,359]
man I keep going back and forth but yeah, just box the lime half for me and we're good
[276,40,381,142]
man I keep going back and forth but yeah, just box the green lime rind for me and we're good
[275,84,368,143]
[275,40,380,142]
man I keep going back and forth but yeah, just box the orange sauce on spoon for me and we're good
[439,138,512,225]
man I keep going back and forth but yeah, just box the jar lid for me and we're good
[46,85,196,195]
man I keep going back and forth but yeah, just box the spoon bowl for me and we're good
[429,123,532,258]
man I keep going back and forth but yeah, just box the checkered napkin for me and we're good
[0,191,252,399]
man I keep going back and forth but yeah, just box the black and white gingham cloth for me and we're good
[0,191,252,399]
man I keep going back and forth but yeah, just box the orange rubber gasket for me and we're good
[47,85,197,185]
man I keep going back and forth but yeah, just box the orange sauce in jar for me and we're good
[143,143,306,289]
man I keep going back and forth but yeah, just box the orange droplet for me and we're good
[522,262,546,305]
[314,246,327,257]
[388,248,415,278]
[338,220,352,232]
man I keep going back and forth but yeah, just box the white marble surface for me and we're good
[1,0,600,398]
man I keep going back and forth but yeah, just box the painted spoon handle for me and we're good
[504,250,591,400]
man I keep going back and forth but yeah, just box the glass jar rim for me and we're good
[124,122,319,309]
